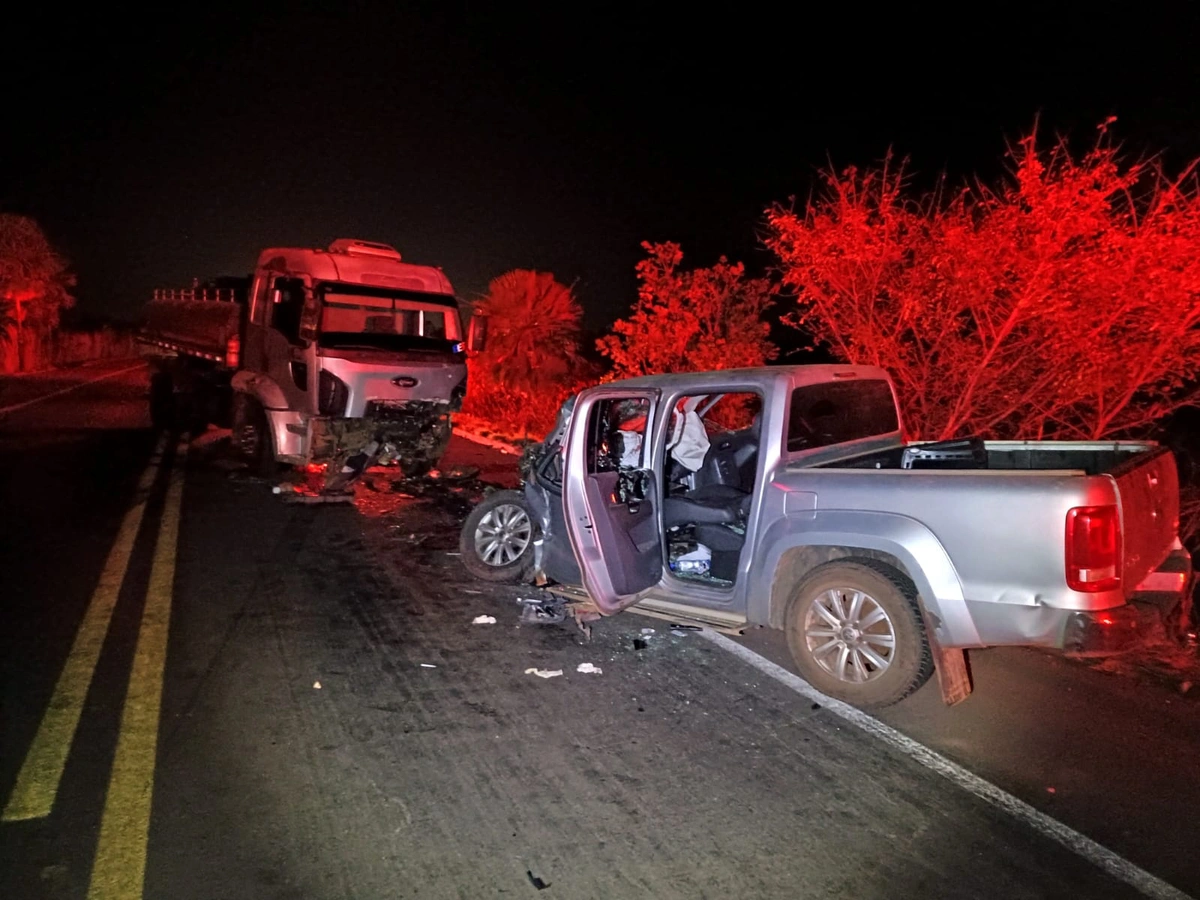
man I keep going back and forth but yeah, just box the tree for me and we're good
[597,241,777,379]
[0,214,75,372]
[461,270,589,437]
[471,269,585,391]
[764,126,1200,441]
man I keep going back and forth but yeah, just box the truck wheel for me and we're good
[232,395,279,478]
[785,560,933,709]
[459,490,536,583]
[149,373,175,430]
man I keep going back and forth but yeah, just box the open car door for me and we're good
[562,388,663,615]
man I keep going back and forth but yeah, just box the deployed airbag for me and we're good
[667,400,710,472]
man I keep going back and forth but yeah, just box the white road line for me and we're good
[701,630,1194,900]
[0,363,144,417]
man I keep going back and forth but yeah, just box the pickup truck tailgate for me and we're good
[1112,446,1180,589]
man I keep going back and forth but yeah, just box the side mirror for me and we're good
[467,314,489,353]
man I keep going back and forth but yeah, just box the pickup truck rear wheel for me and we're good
[786,561,933,709]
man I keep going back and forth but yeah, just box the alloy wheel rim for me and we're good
[803,588,896,683]
[474,504,532,566]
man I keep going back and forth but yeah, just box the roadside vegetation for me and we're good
[461,124,1200,604]
[5,122,1200,550]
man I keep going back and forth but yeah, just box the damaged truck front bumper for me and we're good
[307,400,454,467]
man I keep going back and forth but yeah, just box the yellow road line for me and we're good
[88,438,188,900]
[2,434,168,823]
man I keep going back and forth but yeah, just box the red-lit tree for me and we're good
[462,269,589,437]
[0,214,75,372]
[764,126,1200,441]
[598,241,777,379]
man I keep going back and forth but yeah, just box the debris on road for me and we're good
[273,480,354,503]
[671,630,688,637]
[526,870,551,891]
[472,615,497,625]
[420,663,437,669]
[640,627,656,635]
[435,465,480,483]
[313,681,322,689]
[517,596,568,625]
[525,668,563,679]
[576,663,602,675]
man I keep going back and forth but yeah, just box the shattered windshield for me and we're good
[318,285,463,353]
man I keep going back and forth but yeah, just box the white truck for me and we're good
[140,239,486,488]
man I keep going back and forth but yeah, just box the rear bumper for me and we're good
[1061,548,1193,655]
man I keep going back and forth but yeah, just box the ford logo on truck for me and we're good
[392,376,419,388]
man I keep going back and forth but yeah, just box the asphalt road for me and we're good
[1,361,1196,900]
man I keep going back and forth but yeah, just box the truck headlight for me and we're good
[318,370,349,416]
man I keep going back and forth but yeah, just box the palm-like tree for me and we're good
[476,270,583,391]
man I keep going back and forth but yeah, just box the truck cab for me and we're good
[233,239,482,479]
[142,239,485,486]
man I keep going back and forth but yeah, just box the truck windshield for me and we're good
[787,379,899,452]
[318,286,462,353]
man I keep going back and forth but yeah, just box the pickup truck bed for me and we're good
[826,438,1155,476]
[814,439,1179,615]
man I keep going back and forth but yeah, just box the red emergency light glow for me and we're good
[1065,505,1121,592]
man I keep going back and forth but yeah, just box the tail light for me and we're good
[1065,505,1121,592]
[318,370,349,416]
[225,334,240,368]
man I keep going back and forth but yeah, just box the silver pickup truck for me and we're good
[462,365,1193,708]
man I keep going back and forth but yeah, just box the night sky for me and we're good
[5,5,1200,332]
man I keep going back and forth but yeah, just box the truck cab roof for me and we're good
[256,239,455,296]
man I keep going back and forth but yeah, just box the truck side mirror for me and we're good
[467,314,489,353]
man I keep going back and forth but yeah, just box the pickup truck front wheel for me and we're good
[786,561,933,709]
[459,490,536,583]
